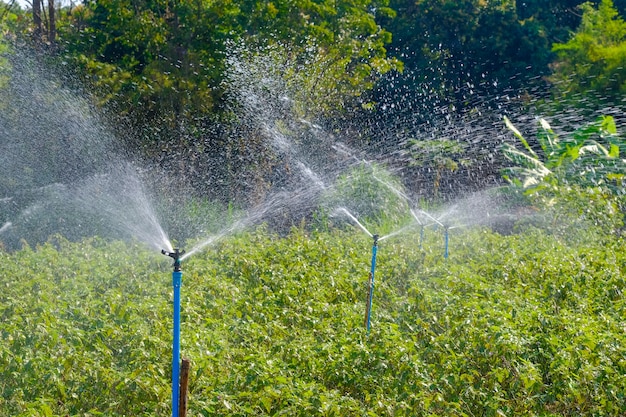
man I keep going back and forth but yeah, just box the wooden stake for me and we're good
[179,358,190,417]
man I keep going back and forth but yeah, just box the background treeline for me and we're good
[1,0,626,205]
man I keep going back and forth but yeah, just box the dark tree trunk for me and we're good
[32,0,42,41]
[48,0,56,44]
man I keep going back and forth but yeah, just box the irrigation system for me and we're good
[410,208,456,259]
[162,248,185,417]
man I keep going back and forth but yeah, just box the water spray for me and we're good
[364,234,379,335]
[333,207,373,238]
[0,221,11,235]
[162,248,185,417]
[410,208,457,258]
[409,208,427,250]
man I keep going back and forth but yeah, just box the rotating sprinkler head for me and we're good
[372,234,379,245]
[162,248,186,272]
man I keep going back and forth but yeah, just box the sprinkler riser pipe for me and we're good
[172,270,182,417]
[365,235,379,334]
[444,229,449,259]
[162,248,185,417]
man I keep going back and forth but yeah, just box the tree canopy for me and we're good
[551,0,626,104]
[1,0,626,204]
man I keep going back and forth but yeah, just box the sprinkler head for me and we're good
[372,234,379,245]
[162,248,185,272]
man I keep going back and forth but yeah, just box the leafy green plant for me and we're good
[2,223,626,416]
[502,115,625,191]
[502,115,626,234]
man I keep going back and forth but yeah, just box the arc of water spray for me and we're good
[372,173,440,227]
[331,142,367,166]
[333,207,373,238]
[410,207,444,228]
[378,222,419,242]
[0,222,11,235]
[182,191,314,261]
[371,172,444,228]
[372,174,413,203]
[331,186,418,244]
[409,209,427,249]
[181,229,231,261]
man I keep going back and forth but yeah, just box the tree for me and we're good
[408,138,469,198]
[550,0,626,104]
[517,0,593,43]
[53,0,399,205]
[59,0,399,122]
[33,0,42,40]
[372,0,553,118]
[48,0,55,44]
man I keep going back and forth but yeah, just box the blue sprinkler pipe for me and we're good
[364,234,379,335]
[444,227,449,259]
[162,248,185,417]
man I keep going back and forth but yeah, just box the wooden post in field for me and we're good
[178,358,190,417]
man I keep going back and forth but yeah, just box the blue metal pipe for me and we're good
[172,269,182,417]
[419,225,424,250]
[444,227,449,259]
[162,248,185,417]
[365,234,379,334]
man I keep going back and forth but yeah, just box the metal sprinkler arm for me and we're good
[162,248,185,272]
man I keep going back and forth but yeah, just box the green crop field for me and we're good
[2,221,625,416]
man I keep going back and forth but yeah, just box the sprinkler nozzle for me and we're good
[162,248,185,272]
[372,234,379,245]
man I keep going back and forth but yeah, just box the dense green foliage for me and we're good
[4,0,614,116]
[2,0,626,205]
[503,115,626,191]
[380,0,551,102]
[502,115,626,234]
[56,0,399,119]
[551,0,626,104]
[2,223,626,416]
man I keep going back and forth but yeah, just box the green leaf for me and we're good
[504,116,537,157]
